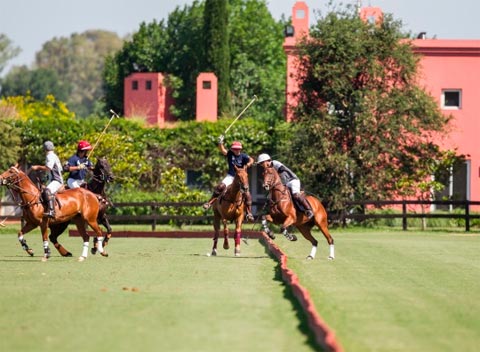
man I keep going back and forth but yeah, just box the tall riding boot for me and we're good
[203,183,226,209]
[244,191,254,222]
[41,189,55,218]
[294,193,313,220]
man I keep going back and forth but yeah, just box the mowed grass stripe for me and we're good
[0,233,318,352]
[283,230,480,352]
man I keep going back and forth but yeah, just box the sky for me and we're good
[1,0,480,76]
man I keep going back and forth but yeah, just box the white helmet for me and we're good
[257,153,271,164]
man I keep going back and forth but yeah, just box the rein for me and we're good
[4,173,42,208]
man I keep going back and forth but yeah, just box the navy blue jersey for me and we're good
[65,154,93,180]
[226,150,251,176]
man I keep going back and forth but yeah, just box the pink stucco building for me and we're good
[284,1,480,208]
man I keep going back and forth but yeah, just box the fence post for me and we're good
[465,200,470,232]
[152,204,157,231]
[402,200,407,231]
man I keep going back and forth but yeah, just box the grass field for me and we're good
[1,225,479,352]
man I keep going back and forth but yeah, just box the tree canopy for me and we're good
[277,5,459,210]
[103,0,286,123]
[0,34,20,76]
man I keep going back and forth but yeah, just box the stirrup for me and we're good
[43,211,55,218]
[306,210,314,219]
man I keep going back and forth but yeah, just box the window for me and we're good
[442,90,461,109]
[132,80,138,90]
[202,80,211,90]
[145,80,152,90]
[295,9,305,19]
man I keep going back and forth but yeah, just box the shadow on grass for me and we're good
[263,244,323,351]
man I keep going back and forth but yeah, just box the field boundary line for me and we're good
[259,233,344,352]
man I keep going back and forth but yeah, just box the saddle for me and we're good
[289,190,309,213]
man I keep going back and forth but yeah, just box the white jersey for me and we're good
[45,151,64,185]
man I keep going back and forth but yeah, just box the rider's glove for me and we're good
[78,163,86,170]
[218,135,225,145]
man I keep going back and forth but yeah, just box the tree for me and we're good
[204,0,230,115]
[278,5,458,210]
[0,66,70,101]
[104,0,286,123]
[0,34,20,76]
[229,0,286,123]
[35,30,123,117]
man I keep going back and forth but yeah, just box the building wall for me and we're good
[284,2,480,207]
[413,39,480,205]
[124,72,174,128]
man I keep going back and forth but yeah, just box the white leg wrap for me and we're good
[96,237,104,253]
[43,241,49,249]
[309,246,317,258]
[329,244,335,259]
[81,242,89,258]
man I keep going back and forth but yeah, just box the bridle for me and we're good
[0,167,42,208]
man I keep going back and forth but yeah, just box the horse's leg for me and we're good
[102,215,113,247]
[311,202,335,260]
[73,218,90,261]
[92,211,112,254]
[233,217,242,256]
[281,217,298,241]
[40,220,51,262]
[297,224,318,260]
[222,219,229,250]
[49,222,73,257]
[17,222,37,256]
[260,215,275,240]
[212,213,221,256]
[85,217,107,257]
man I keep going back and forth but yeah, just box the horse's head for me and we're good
[93,157,114,183]
[234,165,250,193]
[0,166,22,187]
[262,166,277,191]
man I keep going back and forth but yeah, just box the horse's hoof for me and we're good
[91,248,98,255]
[328,256,334,260]
[26,249,34,257]
[306,255,314,260]
[64,252,73,257]
[100,251,109,257]
[234,249,241,256]
[78,256,86,262]
[223,243,229,250]
[211,249,217,256]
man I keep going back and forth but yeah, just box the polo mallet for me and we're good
[89,109,120,160]
[223,95,258,136]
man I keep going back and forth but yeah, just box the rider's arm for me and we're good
[246,156,254,168]
[218,142,228,156]
[31,165,50,172]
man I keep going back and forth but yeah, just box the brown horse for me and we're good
[0,166,106,261]
[260,165,335,260]
[48,157,114,257]
[211,165,250,256]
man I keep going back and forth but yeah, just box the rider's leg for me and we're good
[203,183,226,209]
[41,188,55,218]
[293,193,314,219]
[244,191,254,221]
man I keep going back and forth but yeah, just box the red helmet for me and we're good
[231,141,243,150]
[77,140,92,151]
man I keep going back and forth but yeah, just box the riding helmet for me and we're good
[257,153,271,164]
[78,140,92,151]
[231,141,243,150]
[43,141,54,151]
